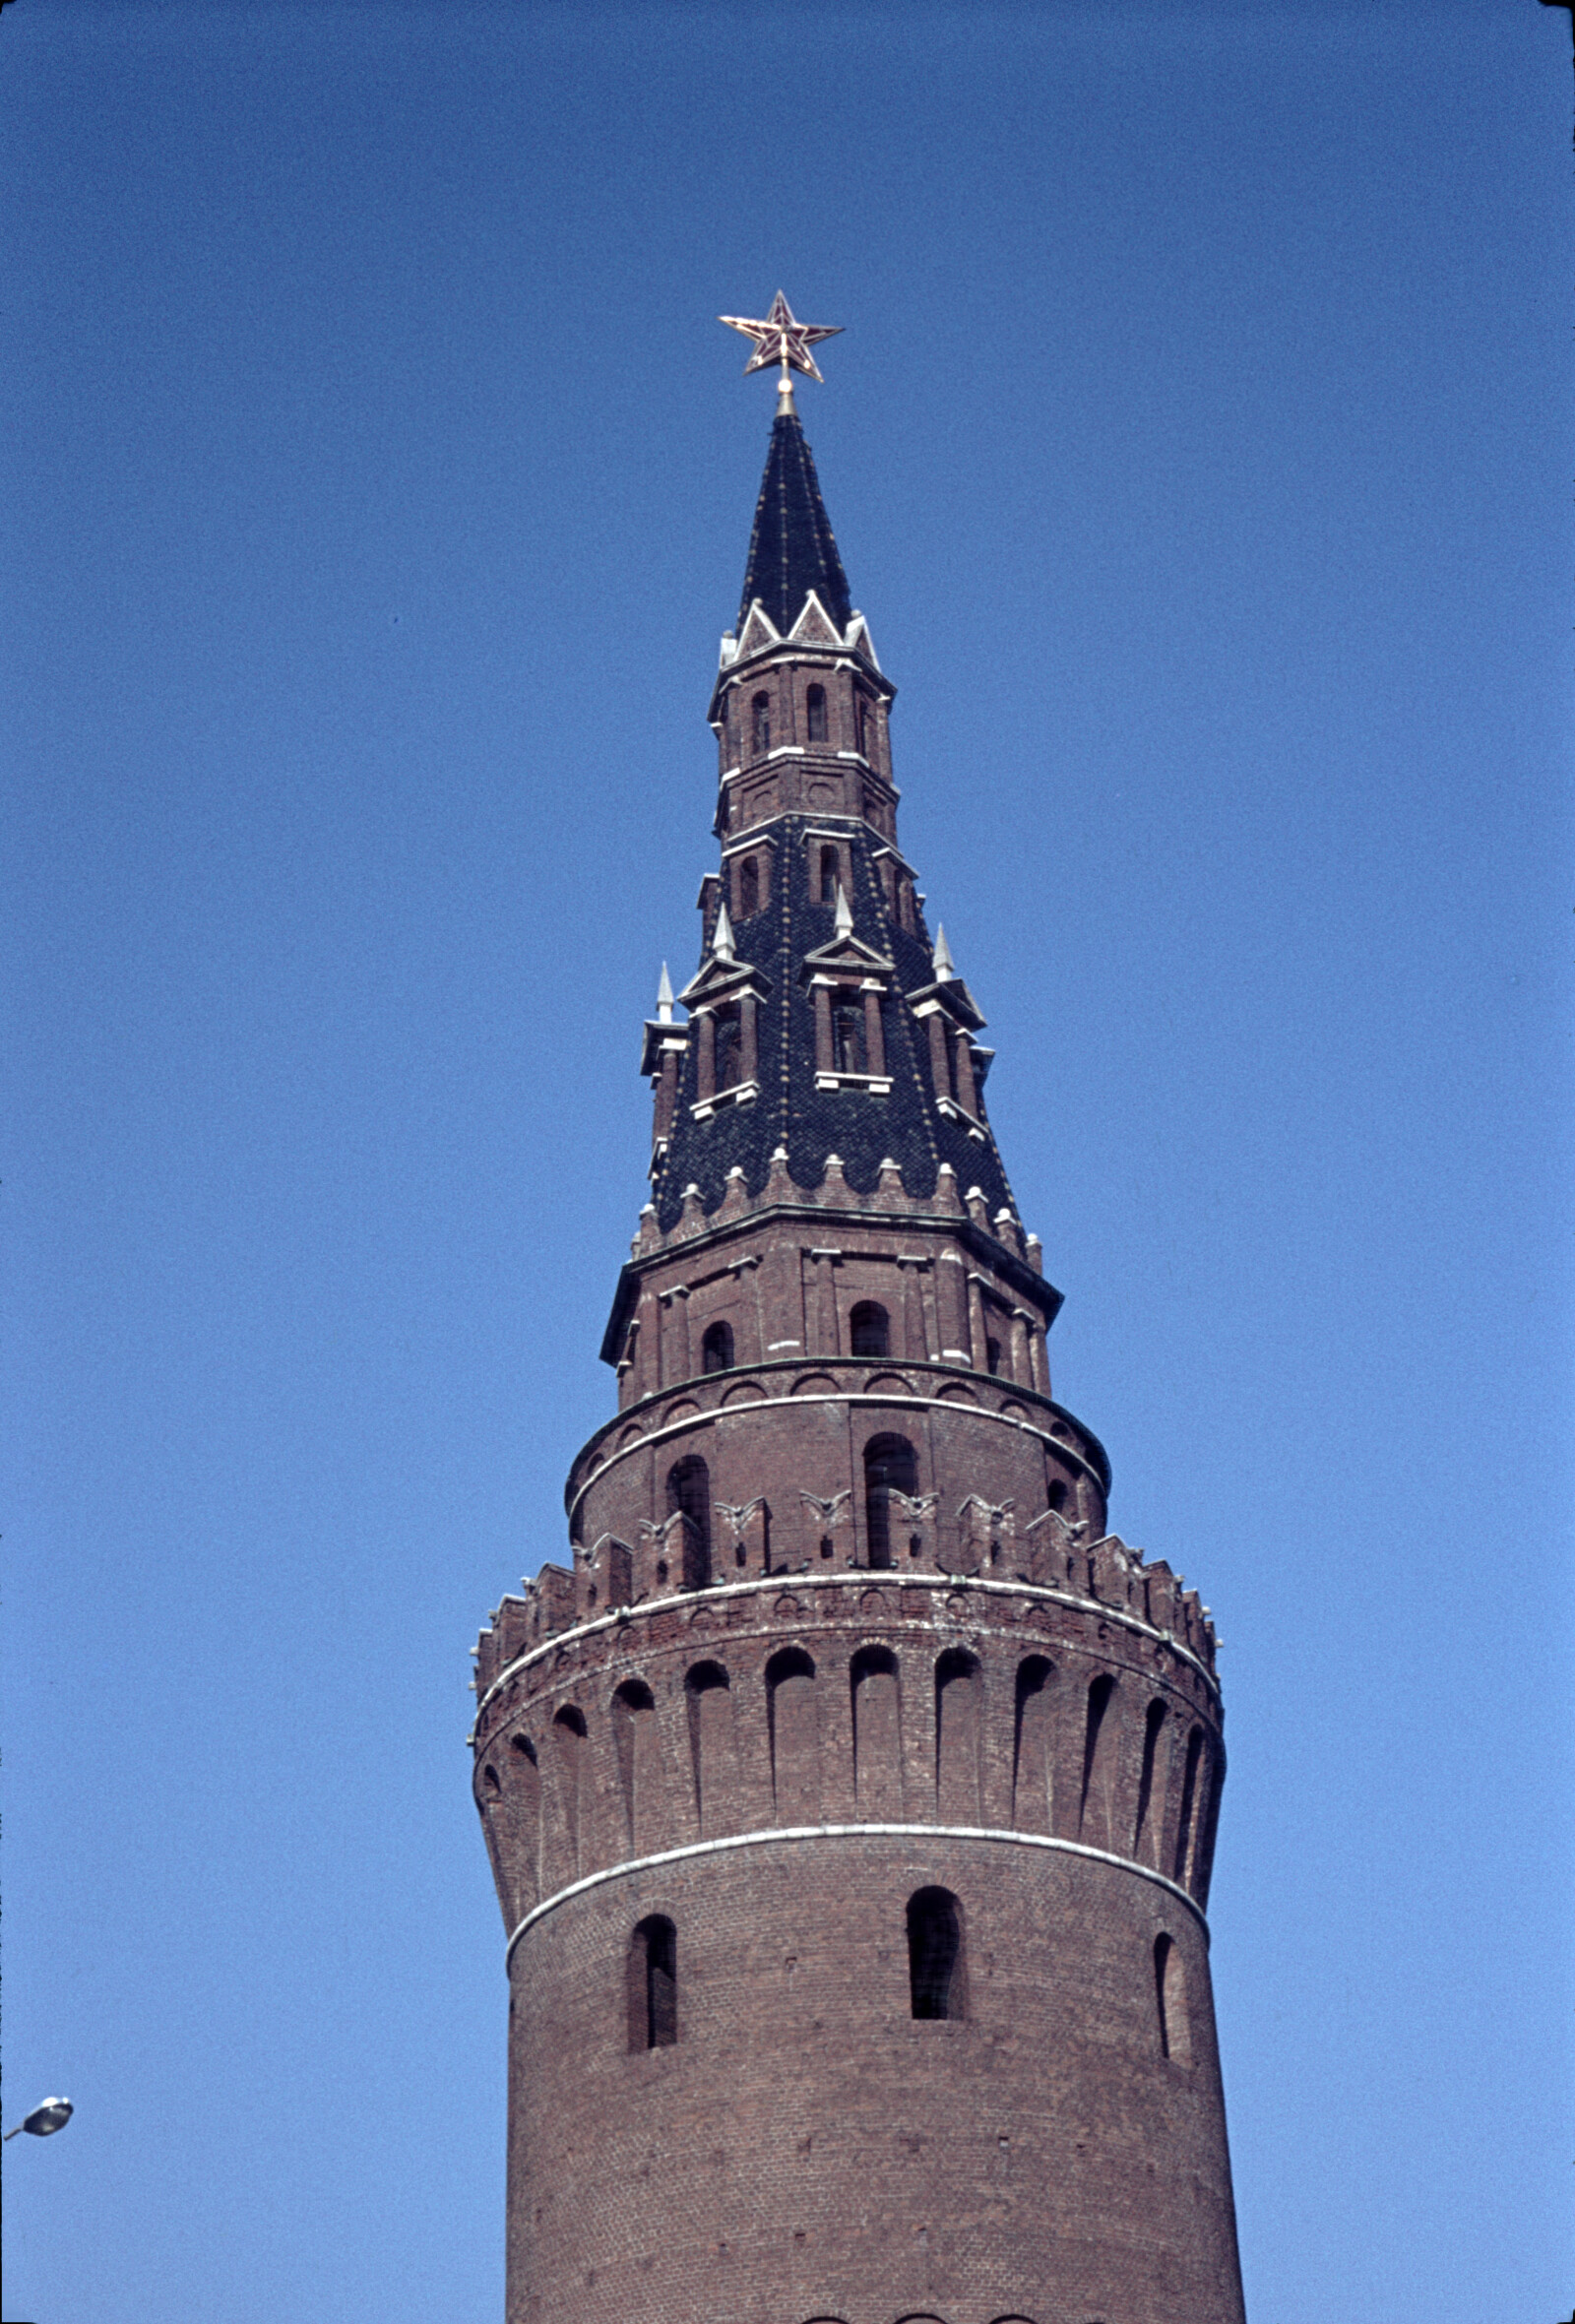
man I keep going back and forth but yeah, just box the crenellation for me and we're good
[472,361,1243,2324]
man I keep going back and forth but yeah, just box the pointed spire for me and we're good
[656,962,674,1024]
[711,897,735,963]
[933,924,956,980]
[737,410,853,637]
[833,881,853,940]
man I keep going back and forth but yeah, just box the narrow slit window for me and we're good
[751,693,771,753]
[1079,1671,1115,1834]
[806,682,827,742]
[666,1456,712,1591]
[738,855,760,917]
[1173,1727,1205,1886]
[907,1886,964,2020]
[819,845,840,904]
[629,1915,677,2049]
[863,1433,916,1571]
[1133,1698,1166,1860]
[1154,1932,1191,2063]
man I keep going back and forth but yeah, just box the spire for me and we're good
[656,963,674,1024]
[833,881,853,939]
[933,924,955,980]
[711,897,736,963]
[737,409,853,636]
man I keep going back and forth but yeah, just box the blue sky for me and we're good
[5,3,1571,2319]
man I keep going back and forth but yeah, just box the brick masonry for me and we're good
[470,403,1246,2324]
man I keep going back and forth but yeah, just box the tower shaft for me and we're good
[472,402,1245,2324]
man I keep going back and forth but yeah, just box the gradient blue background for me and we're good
[5,4,1571,2319]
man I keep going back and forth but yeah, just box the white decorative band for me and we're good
[566,1389,1103,1535]
[473,1565,1219,1727]
[503,1822,1207,1969]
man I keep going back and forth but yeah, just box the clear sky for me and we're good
[5,3,1570,2319]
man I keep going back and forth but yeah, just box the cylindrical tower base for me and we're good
[505,1831,1244,2324]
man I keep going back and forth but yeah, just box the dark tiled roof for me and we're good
[653,816,1018,1233]
[737,412,853,636]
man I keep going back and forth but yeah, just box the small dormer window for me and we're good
[715,1007,741,1091]
[832,999,866,1075]
[806,683,827,742]
[752,693,771,753]
[819,846,839,904]
[738,855,759,917]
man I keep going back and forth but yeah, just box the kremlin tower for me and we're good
[470,297,1247,2324]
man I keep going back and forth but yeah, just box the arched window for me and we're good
[1133,1698,1167,1861]
[715,1007,741,1091]
[629,1915,677,2049]
[751,692,771,753]
[1154,1932,1191,2063]
[832,998,865,1074]
[805,682,827,742]
[701,1320,734,1374]
[1173,1727,1205,1887]
[819,845,840,904]
[907,1886,964,2020]
[1046,1477,1069,1514]
[934,1645,981,1821]
[666,1456,712,1591]
[765,1646,820,1819]
[850,1645,902,1814]
[1079,1671,1116,1838]
[738,855,760,917]
[553,1706,588,1869]
[611,1680,655,1849]
[684,1660,731,1828]
[863,1433,917,1570]
[850,1301,889,1358]
[1012,1655,1054,1834]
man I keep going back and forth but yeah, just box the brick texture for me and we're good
[470,405,1246,2323]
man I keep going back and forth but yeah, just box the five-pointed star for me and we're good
[719,291,843,382]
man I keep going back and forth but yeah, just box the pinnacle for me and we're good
[712,897,735,963]
[833,881,853,939]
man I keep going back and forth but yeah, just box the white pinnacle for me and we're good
[656,963,674,1024]
[933,924,957,980]
[834,882,853,939]
[712,897,736,963]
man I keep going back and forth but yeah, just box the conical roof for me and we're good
[650,833,1016,1233]
[737,410,853,635]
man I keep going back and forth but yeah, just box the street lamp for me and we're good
[3,2097,74,2142]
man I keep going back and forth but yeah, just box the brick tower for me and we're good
[471,321,1247,2324]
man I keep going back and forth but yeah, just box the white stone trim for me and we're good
[565,1387,1101,1536]
[472,1558,1219,1727]
[503,1823,1207,1968]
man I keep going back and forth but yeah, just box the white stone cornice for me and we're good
[502,1823,1208,1969]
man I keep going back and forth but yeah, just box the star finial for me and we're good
[719,291,843,408]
